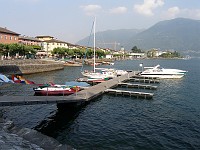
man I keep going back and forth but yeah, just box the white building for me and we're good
[129,52,146,59]
[36,36,69,56]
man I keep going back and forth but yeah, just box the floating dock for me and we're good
[118,83,157,90]
[105,89,154,99]
[127,78,160,84]
[0,71,159,106]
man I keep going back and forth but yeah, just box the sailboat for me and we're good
[81,17,117,80]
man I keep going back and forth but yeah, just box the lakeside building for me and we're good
[0,27,20,44]
[129,52,146,59]
[18,36,42,46]
[36,36,69,57]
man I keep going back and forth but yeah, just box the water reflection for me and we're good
[34,98,102,139]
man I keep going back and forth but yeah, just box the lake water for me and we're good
[1,58,200,150]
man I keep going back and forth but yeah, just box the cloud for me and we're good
[109,7,127,14]
[80,4,102,16]
[194,9,200,18]
[165,7,180,18]
[183,9,200,19]
[134,0,164,16]
[14,0,40,3]
[163,7,200,20]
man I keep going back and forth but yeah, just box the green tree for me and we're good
[52,47,67,58]
[131,46,142,53]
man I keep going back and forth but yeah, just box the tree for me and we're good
[131,46,142,53]
[52,47,66,58]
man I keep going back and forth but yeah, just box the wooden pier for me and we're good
[118,83,157,90]
[127,78,160,84]
[105,89,154,99]
[0,71,159,106]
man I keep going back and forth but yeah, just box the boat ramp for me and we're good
[0,72,159,107]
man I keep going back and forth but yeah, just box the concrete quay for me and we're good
[0,59,64,75]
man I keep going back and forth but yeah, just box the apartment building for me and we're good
[0,27,20,44]
[19,36,42,46]
[36,36,69,56]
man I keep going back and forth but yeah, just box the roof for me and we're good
[35,35,54,38]
[19,36,41,42]
[0,27,20,35]
[45,39,69,44]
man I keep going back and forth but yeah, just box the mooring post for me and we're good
[85,91,87,99]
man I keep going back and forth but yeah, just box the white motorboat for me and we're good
[140,64,187,79]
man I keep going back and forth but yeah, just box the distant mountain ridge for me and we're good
[76,18,200,55]
[77,29,143,50]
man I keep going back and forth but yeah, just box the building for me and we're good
[35,36,69,57]
[18,36,42,46]
[0,27,20,44]
[129,52,146,59]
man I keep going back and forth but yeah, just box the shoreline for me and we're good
[0,59,64,75]
[0,117,74,149]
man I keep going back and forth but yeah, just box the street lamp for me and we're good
[46,42,49,58]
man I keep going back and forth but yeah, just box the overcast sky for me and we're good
[1,0,200,44]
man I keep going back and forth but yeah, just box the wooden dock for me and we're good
[118,83,157,90]
[0,71,158,106]
[127,78,160,84]
[105,89,154,99]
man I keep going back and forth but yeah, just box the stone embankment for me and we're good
[0,118,74,150]
[0,59,64,75]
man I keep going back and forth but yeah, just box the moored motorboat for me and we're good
[33,84,80,96]
[140,64,187,79]
[63,60,82,67]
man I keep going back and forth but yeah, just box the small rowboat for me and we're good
[33,84,80,96]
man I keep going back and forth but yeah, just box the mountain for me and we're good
[76,29,143,50]
[76,18,200,54]
[125,18,200,52]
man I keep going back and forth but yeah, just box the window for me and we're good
[5,35,7,40]
[10,36,12,40]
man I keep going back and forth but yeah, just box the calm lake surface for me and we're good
[1,58,200,150]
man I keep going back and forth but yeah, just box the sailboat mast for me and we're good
[93,17,96,73]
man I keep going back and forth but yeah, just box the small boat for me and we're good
[82,69,117,79]
[0,74,14,83]
[11,75,35,84]
[102,61,115,65]
[33,84,80,96]
[63,61,82,67]
[140,64,187,79]
[95,68,127,76]
[76,77,108,85]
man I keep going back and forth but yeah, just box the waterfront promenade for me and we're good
[0,59,64,74]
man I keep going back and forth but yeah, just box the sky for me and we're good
[1,0,200,44]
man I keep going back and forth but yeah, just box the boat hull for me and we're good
[140,74,185,79]
[34,86,80,96]
[140,64,187,79]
